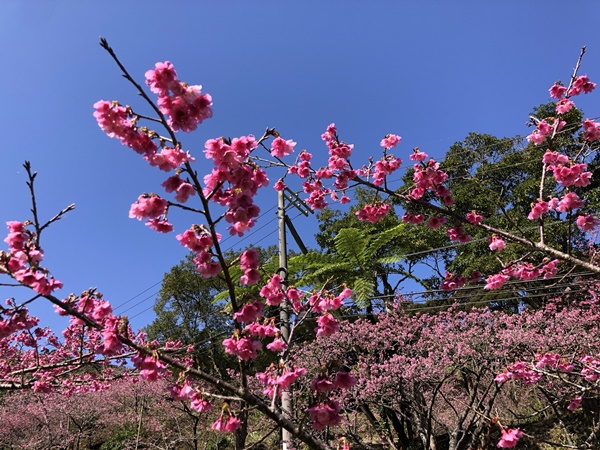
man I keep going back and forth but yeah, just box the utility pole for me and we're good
[277,190,292,450]
[277,188,311,450]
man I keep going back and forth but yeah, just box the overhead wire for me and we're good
[113,204,279,313]
[126,211,308,321]
[180,279,595,362]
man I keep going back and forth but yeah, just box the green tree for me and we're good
[145,254,232,376]
[394,102,600,308]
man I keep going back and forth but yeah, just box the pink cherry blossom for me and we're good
[145,62,213,132]
[497,428,523,448]
[447,226,471,243]
[145,61,178,96]
[222,336,261,360]
[552,163,592,187]
[275,367,307,390]
[541,259,560,279]
[567,396,582,411]
[409,148,428,161]
[145,218,173,233]
[356,203,391,223]
[308,400,342,430]
[311,375,334,392]
[582,118,600,141]
[401,213,424,225]
[484,273,510,290]
[189,392,213,412]
[556,192,584,212]
[233,300,264,323]
[266,337,288,352]
[270,137,296,158]
[556,98,574,114]
[212,414,241,433]
[542,150,569,166]
[333,371,357,389]
[568,75,596,96]
[129,195,168,221]
[440,272,467,291]
[527,200,550,220]
[488,235,506,251]
[379,134,401,149]
[466,212,483,225]
[259,274,285,306]
[427,216,447,228]
[246,322,278,338]
[549,83,567,99]
[315,313,339,337]
[372,156,402,185]
[274,179,286,191]
[576,214,600,231]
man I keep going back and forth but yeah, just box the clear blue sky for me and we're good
[1,2,598,331]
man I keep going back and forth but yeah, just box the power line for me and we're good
[112,205,280,312]
[127,212,307,321]
[116,119,600,317]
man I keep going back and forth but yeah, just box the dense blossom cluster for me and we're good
[302,294,600,449]
[203,135,269,236]
[145,61,213,132]
[176,225,221,277]
[1,222,63,296]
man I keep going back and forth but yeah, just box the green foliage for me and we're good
[393,102,600,306]
[145,254,233,375]
[99,423,138,450]
[292,204,411,308]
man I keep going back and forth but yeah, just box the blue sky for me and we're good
[1,2,599,332]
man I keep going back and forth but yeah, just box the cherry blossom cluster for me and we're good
[526,118,566,145]
[256,364,307,398]
[303,292,600,448]
[527,148,598,233]
[0,296,133,394]
[239,248,260,286]
[203,135,269,236]
[212,409,241,433]
[495,350,600,417]
[161,173,196,202]
[484,259,559,290]
[93,100,157,156]
[408,151,451,204]
[170,379,214,413]
[176,225,221,277]
[131,353,166,381]
[1,222,63,296]
[0,300,38,339]
[59,291,124,357]
[497,427,524,449]
[286,123,366,210]
[439,270,482,291]
[223,277,352,429]
[129,194,173,233]
[308,400,342,430]
[222,334,262,360]
[93,101,194,173]
[145,61,213,132]
[355,202,391,223]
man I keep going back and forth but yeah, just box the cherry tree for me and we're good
[0,39,599,449]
